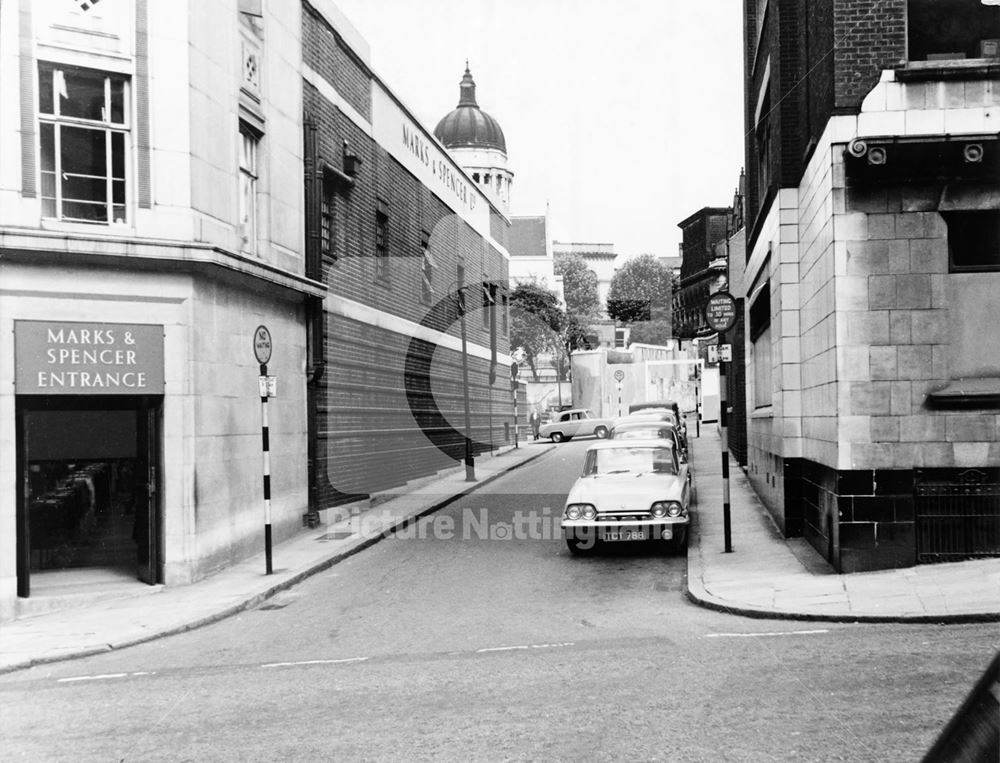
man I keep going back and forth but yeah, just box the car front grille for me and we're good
[596,511,651,522]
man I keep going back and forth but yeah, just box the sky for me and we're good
[331,0,746,261]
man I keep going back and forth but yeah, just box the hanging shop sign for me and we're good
[15,321,165,395]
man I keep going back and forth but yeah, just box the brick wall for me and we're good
[302,3,371,121]
[744,0,906,247]
[832,0,905,110]
[314,314,514,504]
[303,8,512,507]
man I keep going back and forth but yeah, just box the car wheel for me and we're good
[594,426,608,439]
[566,537,596,555]
[550,432,564,443]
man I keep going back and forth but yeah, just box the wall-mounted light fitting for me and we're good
[343,140,362,177]
[867,146,887,165]
[963,143,984,163]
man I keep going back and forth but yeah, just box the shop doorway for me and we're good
[16,396,162,597]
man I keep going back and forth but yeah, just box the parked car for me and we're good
[561,439,691,555]
[627,406,688,450]
[609,419,688,464]
[629,399,682,418]
[538,408,614,443]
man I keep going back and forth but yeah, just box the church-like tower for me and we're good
[434,64,513,215]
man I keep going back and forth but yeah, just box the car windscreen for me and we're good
[587,446,677,476]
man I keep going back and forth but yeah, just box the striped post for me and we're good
[719,346,733,553]
[260,362,273,574]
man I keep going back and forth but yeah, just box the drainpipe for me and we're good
[303,117,324,526]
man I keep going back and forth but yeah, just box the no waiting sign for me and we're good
[705,292,737,333]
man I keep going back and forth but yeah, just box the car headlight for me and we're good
[565,503,596,520]
[651,501,685,517]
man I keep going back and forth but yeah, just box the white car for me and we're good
[538,408,614,443]
[561,439,691,555]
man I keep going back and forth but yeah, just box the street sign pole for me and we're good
[511,361,520,449]
[614,369,625,417]
[719,343,732,553]
[260,362,273,574]
[253,325,274,574]
[704,293,737,554]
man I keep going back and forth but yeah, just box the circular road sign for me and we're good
[613,369,625,382]
[705,292,738,334]
[253,325,273,365]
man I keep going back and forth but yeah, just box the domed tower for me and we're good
[434,64,513,215]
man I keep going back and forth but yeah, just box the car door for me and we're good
[565,412,584,436]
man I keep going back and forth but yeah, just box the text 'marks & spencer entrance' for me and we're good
[14,321,164,597]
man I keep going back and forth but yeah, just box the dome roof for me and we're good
[434,65,506,154]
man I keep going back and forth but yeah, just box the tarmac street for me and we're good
[3,436,999,762]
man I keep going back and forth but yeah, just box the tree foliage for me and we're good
[627,319,673,347]
[509,282,564,381]
[554,253,600,321]
[606,254,674,329]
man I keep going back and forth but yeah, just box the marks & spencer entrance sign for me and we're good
[15,321,165,394]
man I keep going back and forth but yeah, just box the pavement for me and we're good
[3,428,1000,675]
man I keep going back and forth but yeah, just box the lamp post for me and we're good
[457,262,476,481]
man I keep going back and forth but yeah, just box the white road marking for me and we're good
[261,657,368,668]
[58,673,130,683]
[476,642,575,653]
[705,629,830,639]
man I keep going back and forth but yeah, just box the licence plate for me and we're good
[603,529,647,542]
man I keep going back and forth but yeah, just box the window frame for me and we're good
[482,280,495,329]
[321,178,336,260]
[238,122,260,253]
[906,0,1000,63]
[38,62,131,226]
[375,198,390,283]
[749,282,773,409]
[943,210,1000,273]
[420,231,435,304]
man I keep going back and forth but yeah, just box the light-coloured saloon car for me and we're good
[538,408,614,443]
[609,419,688,464]
[561,439,691,555]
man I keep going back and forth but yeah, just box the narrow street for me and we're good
[2,438,996,762]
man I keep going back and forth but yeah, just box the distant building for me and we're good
[672,207,731,340]
[508,213,564,304]
[658,251,683,282]
[553,241,618,319]
[435,65,513,217]
[722,172,748,466]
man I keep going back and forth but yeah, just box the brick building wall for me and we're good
[674,208,731,339]
[302,5,513,509]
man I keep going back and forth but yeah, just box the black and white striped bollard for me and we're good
[260,362,273,574]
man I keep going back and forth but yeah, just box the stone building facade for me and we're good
[743,0,1000,571]
[0,0,322,619]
